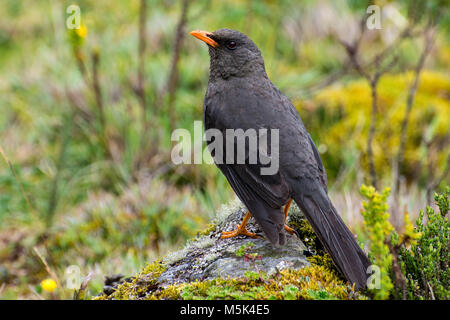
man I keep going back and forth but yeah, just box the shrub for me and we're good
[361,184,449,300]
[398,186,449,300]
[360,185,395,299]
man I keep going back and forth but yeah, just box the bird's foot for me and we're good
[221,224,260,239]
[284,224,295,235]
[284,224,300,238]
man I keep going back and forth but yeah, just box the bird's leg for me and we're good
[283,198,295,235]
[221,211,259,239]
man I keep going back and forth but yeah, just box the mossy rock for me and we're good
[95,199,364,300]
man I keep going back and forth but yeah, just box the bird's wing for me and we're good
[204,104,290,245]
[204,109,289,208]
[307,133,328,193]
[221,161,289,209]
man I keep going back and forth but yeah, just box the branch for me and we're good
[91,50,112,159]
[297,26,412,99]
[394,26,436,197]
[386,240,407,300]
[340,21,406,189]
[167,0,190,133]
[137,0,148,114]
[426,153,450,205]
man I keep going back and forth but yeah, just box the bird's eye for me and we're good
[226,41,237,50]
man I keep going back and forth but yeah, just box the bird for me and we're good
[190,28,371,290]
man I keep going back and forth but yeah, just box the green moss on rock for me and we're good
[100,263,363,300]
[94,260,166,300]
[286,207,344,281]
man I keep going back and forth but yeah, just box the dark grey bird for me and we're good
[190,28,371,290]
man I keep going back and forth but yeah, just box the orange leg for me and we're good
[283,198,295,235]
[222,199,295,239]
[221,211,259,239]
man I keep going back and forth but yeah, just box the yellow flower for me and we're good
[41,278,57,292]
[76,24,88,39]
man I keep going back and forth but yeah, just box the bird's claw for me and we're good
[221,224,260,239]
[284,224,300,238]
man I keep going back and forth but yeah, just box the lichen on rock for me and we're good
[95,199,363,300]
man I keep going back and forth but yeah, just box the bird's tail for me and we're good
[292,186,371,290]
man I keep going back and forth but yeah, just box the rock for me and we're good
[96,199,361,300]
[101,274,134,296]
[104,274,125,286]
[157,199,310,286]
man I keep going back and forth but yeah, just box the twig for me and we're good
[137,0,148,115]
[426,152,450,205]
[393,25,436,200]
[297,25,412,99]
[296,65,350,99]
[366,82,378,189]
[28,285,45,300]
[91,50,112,159]
[74,48,108,157]
[387,240,407,300]
[427,281,436,300]
[73,47,110,159]
[367,56,398,190]
[33,246,61,288]
[73,272,93,300]
[0,283,5,296]
[244,253,264,282]
[135,0,158,169]
[344,49,384,189]
[73,48,90,86]
[341,18,401,189]
[167,0,190,133]
[45,111,73,227]
[91,50,105,134]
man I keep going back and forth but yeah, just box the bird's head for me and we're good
[190,28,266,80]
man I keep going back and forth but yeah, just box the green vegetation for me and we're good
[399,187,449,300]
[360,185,448,300]
[174,267,359,300]
[360,185,395,299]
[235,242,256,257]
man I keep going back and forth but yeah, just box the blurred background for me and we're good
[0,0,448,299]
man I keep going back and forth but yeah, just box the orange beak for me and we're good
[189,30,219,48]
